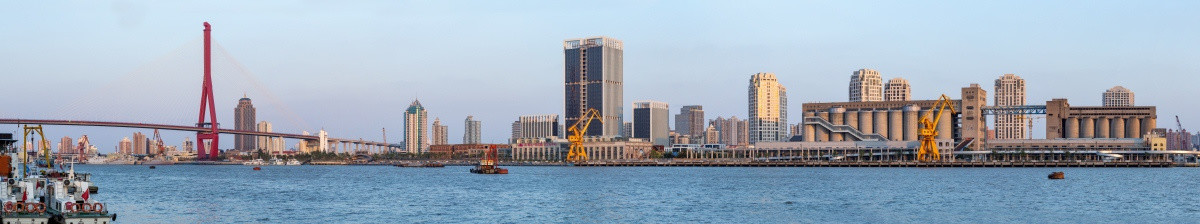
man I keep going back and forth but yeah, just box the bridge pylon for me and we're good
[196,22,220,160]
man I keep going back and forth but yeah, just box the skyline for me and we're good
[2,1,1199,152]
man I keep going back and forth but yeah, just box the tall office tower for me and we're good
[432,118,448,145]
[633,100,670,145]
[883,77,911,101]
[748,73,788,143]
[849,69,883,102]
[674,105,705,138]
[564,36,624,137]
[256,121,272,153]
[517,114,560,139]
[119,137,132,154]
[59,136,73,154]
[234,94,257,151]
[1103,86,1135,106]
[404,100,429,153]
[132,132,146,155]
[994,74,1026,139]
[464,116,481,144]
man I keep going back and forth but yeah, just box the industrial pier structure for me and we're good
[756,83,1194,163]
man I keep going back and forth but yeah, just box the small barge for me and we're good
[469,146,507,174]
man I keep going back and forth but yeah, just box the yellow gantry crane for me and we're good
[917,95,957,162]
[22,125,50,170]
[566,108,602,163]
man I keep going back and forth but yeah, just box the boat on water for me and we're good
[242,158,267,166]
[285,159,302,166]
[469,146,507,174]
[0,129,115,223]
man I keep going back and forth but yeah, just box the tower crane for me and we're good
[917,94,956,162]
[1176,115,1186,132]
[567,108,602,163]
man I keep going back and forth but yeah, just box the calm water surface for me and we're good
[81,165,1200,223]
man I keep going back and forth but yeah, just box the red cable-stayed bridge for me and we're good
[3,22,398,160]
[0,119,395,151]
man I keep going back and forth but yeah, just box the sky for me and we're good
[1,0,1199,152]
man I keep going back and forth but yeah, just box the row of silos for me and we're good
[1063,116,1155,139]
[805,105,953,142]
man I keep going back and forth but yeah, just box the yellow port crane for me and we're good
[917,94,956,162]
[22,125,50,170]
[567,108,602,163]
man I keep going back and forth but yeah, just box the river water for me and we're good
[81,165,1199,223]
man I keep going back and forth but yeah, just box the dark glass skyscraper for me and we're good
[564,36,623,137]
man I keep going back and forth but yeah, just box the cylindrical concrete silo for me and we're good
[1081,118,1095,138]
[902,105,920,141]
[1065,118,1079,138]
[874,110,888,139]
[1111,118,1125,138]
[1096,117,1109,138]
[889,110,903,141]
[859,110,873,136]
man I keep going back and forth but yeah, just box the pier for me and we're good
[574,161,1175,167]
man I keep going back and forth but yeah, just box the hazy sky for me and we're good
[2,1,1198,152]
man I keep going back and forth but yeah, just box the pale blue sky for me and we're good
[2,1,1198,151]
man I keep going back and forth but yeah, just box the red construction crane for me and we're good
[153,129,165,155]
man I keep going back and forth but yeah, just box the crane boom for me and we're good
[567,109,602,163]
[917,94,956,162]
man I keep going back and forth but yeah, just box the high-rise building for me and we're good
[515,115,560,140]
[994,74,1026,139]
[510,121,522,141]
[464,116,481,144]
[704,125,719,144]
[132,132,146,155]
[564,36,624,137]
[1103,86,1135,106]
[58,136,73,154]
[622,122,633,138]
[633,100,670,146]
[119,137,132,154]
[431,118,448,145]
[234,94,257,151]
[748,73,788,143]
[404,100,429,153]
[674,105,705,138]
[182,138,194,154]
[256,121,272,153]
[712,116,749,146]
[849,69,883,102]
[884,77,911,101]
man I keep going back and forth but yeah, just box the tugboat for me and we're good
[1048,172,1065,179]
[469,146,507,174]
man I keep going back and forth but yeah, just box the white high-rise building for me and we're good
[994,74,1026,139]
[883,77,911,102]
[403,100,428,153]
[464,116,481,144]
[431,118,448,145]
[1103,86,1135,107]
[849,69,883,102]
[748,72,788,143]
[515,115,560,140]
